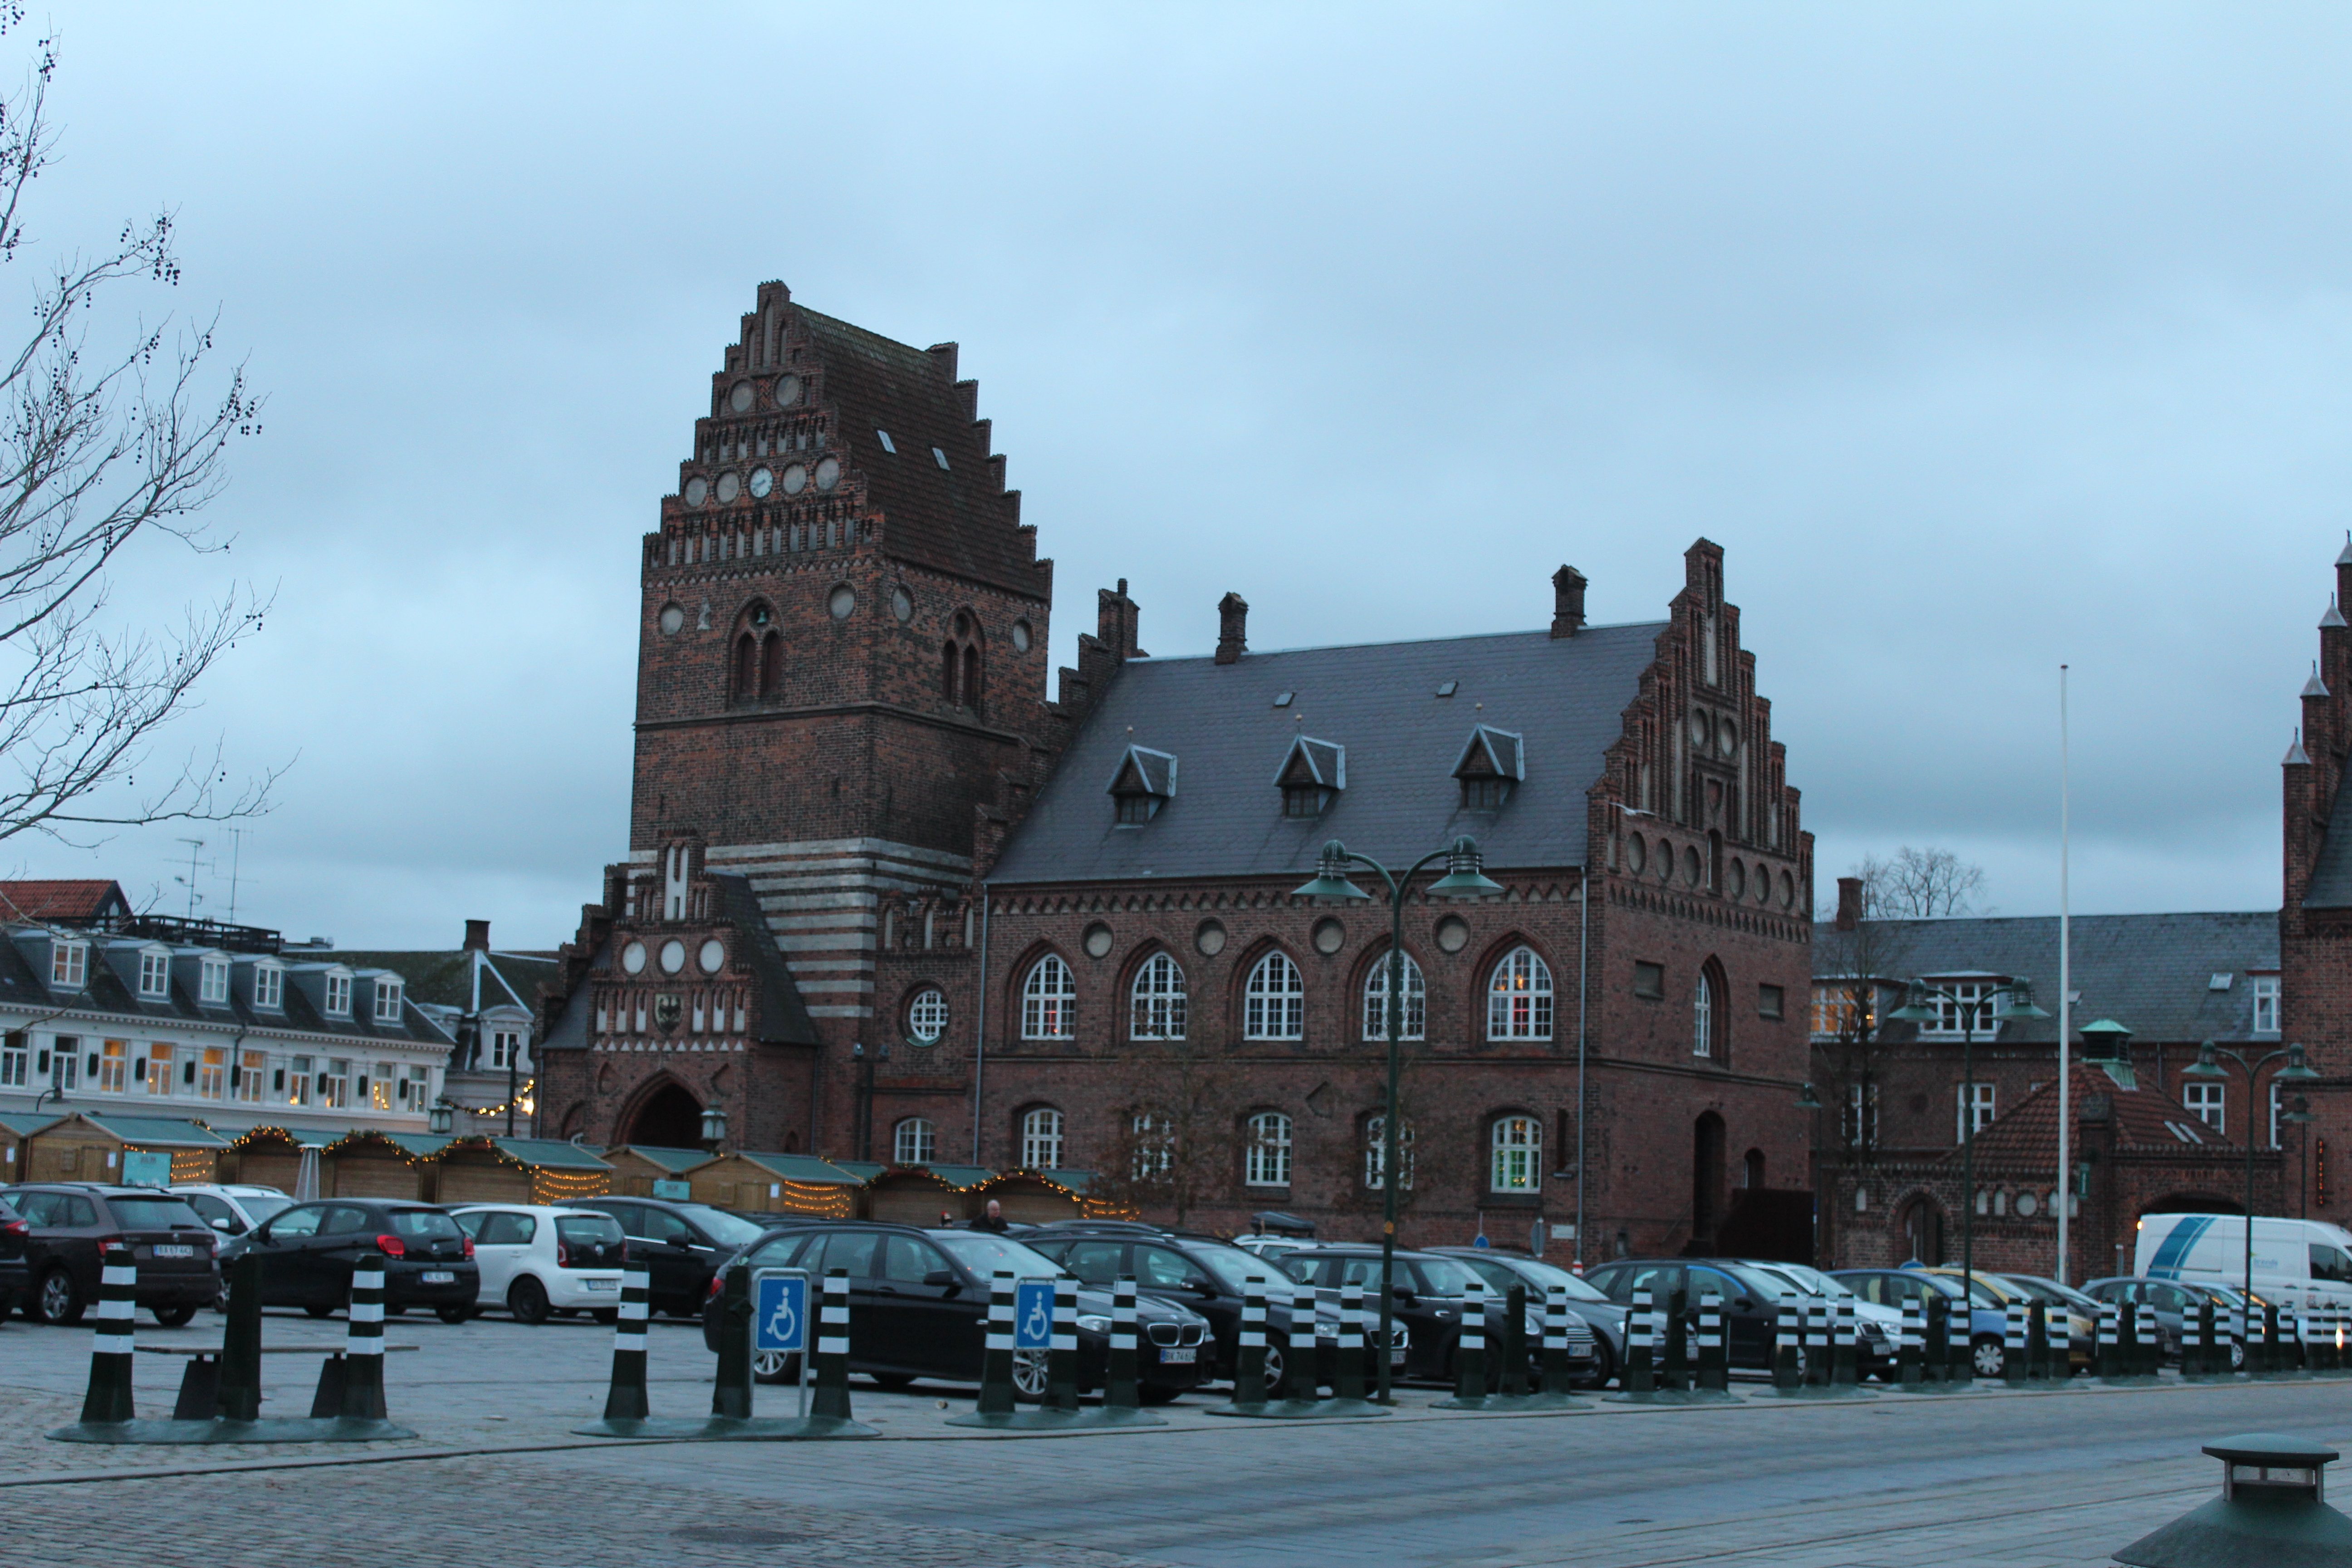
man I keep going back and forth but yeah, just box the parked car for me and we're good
[1738,1260,1904,1377]
[449,1205,627,1324]
[2080,1275,2257,1368]
[1426,1246,1623,1388]
[1920,1267,2094,1372]
[3,1183,220,1326]
[696,1221,1211,1402]
[172,1184,293,1239]
[1278,1243,1556,1387]
[1831,1266,2013,1374]
[1025,1226,1402,1389]
[0,1195,30,1319]
[1230,1234,1312,1264]
[217,1199,478,1322]
[572,1196,768,1316]
[1582,1257,1894,1377]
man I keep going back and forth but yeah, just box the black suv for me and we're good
[0,1195,35,1320]
[218,1200,479,1322]
[573,1197,769,1316]
[1583,1257,1896,1376]
[4,1184,220,1326]
[1426,1246,1621,1387]
[699,1221,1211,1402]
[1278,1243,1564,1386]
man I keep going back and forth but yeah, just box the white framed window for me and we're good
[2184,1081,2224,1132]
[1486,946,1554,1040]
[199,957,229,1005]
[405,1065,431,1106]
[1918,980,2002,1039]
[2270,1080,2285,1149]
[1020,1107,1065,1169]
[253,965,284,1010]
[1955,1081,1995,1138]
[374,978,403,1024]
[2253,976,2281,1035]
[894,1117,937,1166]
[1364,1114,1415,1190]
[1491,1114,1543,1192]
[144,1042,174,1097]
[287,1054,313,1107]
[1362,951,1426,1041]
[324,974,352,1017]
[1130,1113,1171,1180]
[196,1047,226,1102]
[1130,953,1187,1040]
[52,941,87,989]
[488,1029,522,1070]
[907,987,949,1043]
[1843,1083,1880,1149]
[97,1038,127,1093]
[1245,1111,1293,1187]
[234,1050,267,1103]
[1694,971,1714,1057]
[0,1034,25,1088]
[48,1038,77,1090]
[1244,951,1304,1040]
[137,950,170,999]
[1021,956,1076,1039]
[370,1061,394,1110]
[321,1058,350,1109]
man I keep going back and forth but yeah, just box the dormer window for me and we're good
[325,973,352,1017]
[199,956,229,1005]
[374,978,404,1024]
[51,941,87,990]
[1275,735,1345,819]
[137,950,170,999]
[1107,745,1177,826]
[254,965,284,1010]
[1452,725,1526,811]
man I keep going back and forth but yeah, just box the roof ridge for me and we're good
[1126,619,1671,665]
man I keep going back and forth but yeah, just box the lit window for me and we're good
[1245,1112,1292,1187]
[894,1117,938,1166]
[52,942,87,989]
[2184,1081,2224,1132]
[145,1043,174,1097]
[254,966,284,1009]
[1244,952,1304,1040]
[1363,1115,1415,1190]
[138,951,170,999]
[1130,1113,1171,1180]
[1694,971,1714,1058]
[1955,1081,1994,1138]
[908,988,949,1042]
[98,1039,127,1093]
[2253,976,2281,1034]
[200,958,229,1005]
[1487,947,1554,1040]
[1362,951,1426,1041]
[1021,956,1076,1039]
[1020,1107,1065,1169]
[1129,954,1187,1040]
[371,1061,394,1110]
[324,975,352,1017]
[374,979,403,1024]
[234,1051,267,1103]
[196,1047,226,1102]
[321,1058,350,1109]
[287,1054,314,1107]
[1917,980,2002,1039]
[1490,1115,1543,1192]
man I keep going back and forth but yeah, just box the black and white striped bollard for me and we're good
[1107,1276,1142,1411]
[1337,1280,1368,1402]
[79,1243,137,1425]
[1046,1278,1079,1413]
[2096,1302,2119,1379]
[1285,1280,1320,1404]
[2001,1300,2026,1382]
[978,1271,1016,1416]
[602,1268,652,1422]
[1624,1287,1656,1394]
[1898,1296,1924,1386]
[1805,1298,1829,1387]
[1235,1278,1269,1405]
[809,1268,854,1420]
[1452,1278,1490,1402]
[338,1258,389,1422]
[1832,1298,1859,1387]
[1696,1289,1728,1393]
[1771,1293,1802,1390]
[1539,1284,1574,1397]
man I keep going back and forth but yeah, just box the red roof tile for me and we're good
[1950,1062,2239,1163]
[0,879,127,922]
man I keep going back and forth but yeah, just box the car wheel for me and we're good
[1257,1338,1287,1393]
[1011,1348,1051,1401]
[150,1302,197,1328]
[2230,1340,2246,1370]
[872,1372,917,1391]
[1970,1336,2005,1378]
[435,1304,472,1326]
[1577,1338,1617,1390]
[753,1350,799,1385]
[304,1304,336,1320]
[508,1276,552,1326]
[34,1267,83,1326]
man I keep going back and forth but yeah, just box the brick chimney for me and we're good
[1097,578,1143,662]
[1551,565,1587,639]
[1834,877,1862,931]
[464,919,491,952]
[1215,592,1248,665]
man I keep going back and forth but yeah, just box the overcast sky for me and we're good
[12,4,2349,948]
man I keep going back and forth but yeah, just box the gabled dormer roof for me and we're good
[1275,735,1345,790]
[1106,745,1178,799]
[1452,725,1526,782]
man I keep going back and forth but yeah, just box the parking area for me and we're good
[5,1309,2351,1566]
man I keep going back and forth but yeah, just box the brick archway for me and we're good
[624,1080,703,1149]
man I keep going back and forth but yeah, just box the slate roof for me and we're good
[1817,912,2279,1045]
[989,622,1666,885]
[2307,783,2352,908]
[0,880,127,922]
[1959,1063,2241,1162]
[716,875,818,1046]
[794,307,1045,601]
[319,948,558,1014]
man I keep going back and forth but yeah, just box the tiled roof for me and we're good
[989,622,1665,885]
[1958,1063,2240,1162]
[318,948,558,1014]
[0,880,127,921]
[1817,911,2279,1045]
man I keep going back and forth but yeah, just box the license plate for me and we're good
[1392,1350,1407,1365]
[1159,1346,1196,1363]
[585,1277,617,1290]
[152,1245,194,1259]
[422,1270,456,1284]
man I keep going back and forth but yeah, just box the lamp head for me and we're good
[2278,1042,2321,1082]
[1428,836,1504,900]
[1795,1081,1824,1112]
[2181,1039,2226,1078]
[1886,982,1941,1024]
[426,1096,454,1137]
[699,1102,728,1149]
[1992,980,2050,1021]
[1291,840,1372,903]
[2287,1093,2316,1126]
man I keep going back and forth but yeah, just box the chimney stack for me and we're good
[464,919,491,952]
[1834,877,1862,931]
[1551,566,1588,639]
[1215,592,1248,665]
[1097,578,1143,662]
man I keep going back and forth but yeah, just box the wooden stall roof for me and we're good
[601,1144,711,1174]
[733,1152,864,1185]
[489,1137,613,1173]
[898,1163,997,1190]
[0,1112,60,1137]
[74,1115,229,1148]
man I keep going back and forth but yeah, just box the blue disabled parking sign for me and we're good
[753,1271,808,1354]
[1014,1279,1055,1351]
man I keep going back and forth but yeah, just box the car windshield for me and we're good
[1409,1255,1484,1296]
[684,1207,765,1247]
[387,1210,463,1239]
[1756,1263,1856,1300]
[557,1214,624,1244]
[1192,1243,1286,1292]
[2003,1276,2095,1310]
[1460,1254,1610,1302]
[931,1232,1066,1279]
[108,1197,206,1230]
[236,1194,291,1224]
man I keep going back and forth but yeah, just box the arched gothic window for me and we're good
[732,603,778,702]
[1490,1114,1542,1192]
[1244,951,1304,1040]
[1694,969,1715,1058]
[1021,1106,1065,1169]
[1245,1111,1292,1186]
[1486,946,1554,1040]
[893,1117,936,1166]
[1021,955,1075,1039]
[1364,1114,1415,1190]
[1130,953,1187,1040]
[1362,951,1426,1041]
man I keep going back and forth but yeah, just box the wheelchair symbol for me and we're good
[1014,1279,1055,1350]
[754,1274,807,1353]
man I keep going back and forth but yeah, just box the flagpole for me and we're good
[2057,664,2073,1283]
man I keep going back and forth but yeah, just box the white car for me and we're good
[172,1183,293,1240]
[449,1205,627,1324]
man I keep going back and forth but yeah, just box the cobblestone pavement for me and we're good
[6,1310,2350,1565]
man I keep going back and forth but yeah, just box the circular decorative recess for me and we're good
[2014,1191,2039,1218]
[828,585,856,621]
[1195,920,1227,957]
[1727,859,1745,900]
[1683,845,1703,886]
[814,456,841,491]
[658,939,687,975]
[621,941,648,975]
[1434,914,1470,954]
[1689,710,1710,748]
[749,466,774,500]
[1083,922,1113,960]
[1755,871,1771,905]
[891,587,914,622]
[907,987,948,1043]
[1717,718,1740,756]
[658,603,686,636]
[729,382,754,414]
[1312,917,1346,956]
[782,463,808,495]
[684,476,708,508]
[715,471,741,505]
[1654,842,1673,882]
[698,939,726,974]
[1011,619,1033,653]
[774,375,801,407]
[1626,834,1646,875]
[1778,870,1795,908]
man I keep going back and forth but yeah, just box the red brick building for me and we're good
[2280,540,2352,1226]
[539,285,1818,1260]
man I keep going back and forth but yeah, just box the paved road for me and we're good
[4,1309,2345,1566]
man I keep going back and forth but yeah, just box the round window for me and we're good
[774,375,801,407]
[684,476,708,508]
[892,587,914,622]
[749,467,774,500]
[782,463,808,495]
[1626,834,1646,875]
[658,603,686,636]
[1434,915,1470,954]
[1312,917,1346,956]
[729,382,754,414]
[1011,619,1033,653]
[658,940,687,975]
[715,471,740,505]
[1727,860,1745,900]
[2015,1191,2039,1218]
[1083,922,1113,959]
[621,941,648,975]
[1195,920,1227,956]
[828,586,856,621]
[814,456,841,491]
[907,988,948,1043]
[698,939,726,974]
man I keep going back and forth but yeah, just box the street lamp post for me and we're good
[700,1101,729,1156]
[1888,979,2049,1327]
[1293,834,1501,1406]
[2182,1039,2318,1302]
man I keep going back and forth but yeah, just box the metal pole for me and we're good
[1378,870,1404,1407]
[970,885,990,1163]
[1961,1007,1975,1311]
[2246,1057,2257,1306]
[2057,662,2071,1283]
[1576,874,1588,1269]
